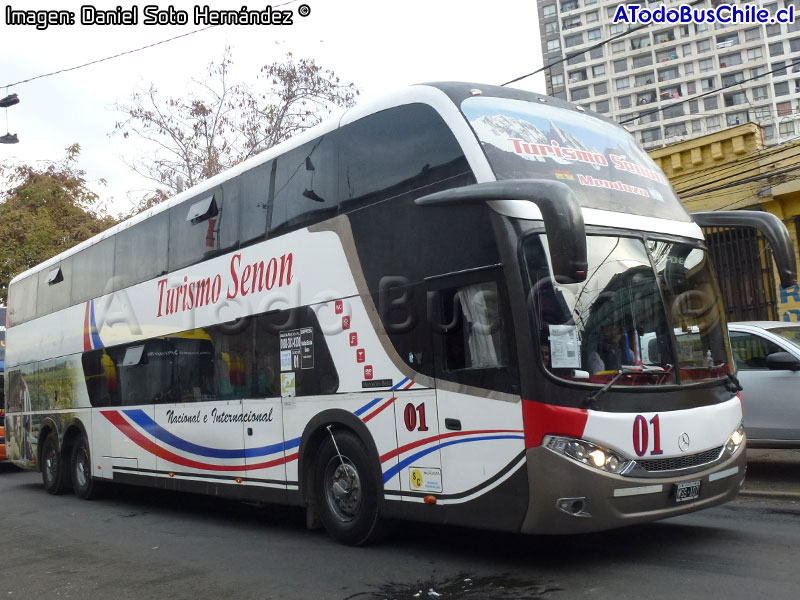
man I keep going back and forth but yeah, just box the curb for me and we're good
[738,489,800,501]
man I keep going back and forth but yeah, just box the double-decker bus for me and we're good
[4,83,796,544]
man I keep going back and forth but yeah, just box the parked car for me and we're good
[728,321,800,448]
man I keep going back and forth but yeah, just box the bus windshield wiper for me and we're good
[584,366,667,409]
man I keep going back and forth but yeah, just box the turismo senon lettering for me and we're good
[509,138,608,166]
[156,252,293,318]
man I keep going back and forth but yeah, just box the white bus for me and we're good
[4,83,796,545]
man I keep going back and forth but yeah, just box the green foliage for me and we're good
[0,144,117,303]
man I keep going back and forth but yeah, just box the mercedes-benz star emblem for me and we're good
[678,433,691,452]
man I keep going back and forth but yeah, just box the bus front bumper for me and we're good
[520,444,746,534]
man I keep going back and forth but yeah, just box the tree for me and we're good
[0,144,117,303]
[113,49,358,210]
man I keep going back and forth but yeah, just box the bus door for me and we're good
[430,272,520,497]
[242,391,286,491]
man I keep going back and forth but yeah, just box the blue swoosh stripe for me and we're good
[122,409,298,459]
[382,435,525,483]
[354,397,384,416]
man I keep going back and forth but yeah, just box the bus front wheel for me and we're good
[71,435,104,500]
[314,430,383,546]
[41,431,71,495]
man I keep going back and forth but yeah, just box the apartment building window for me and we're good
[638,110,660,124]
[637,91,657,105]
[744,27,762,42]
[660,84,682,100]
[695,23,709,34]
[563,16,582,29]
[685,63,694,75]
[704,96,719,110]
[665,123,688,137]
[561,0,579,11]
[614,59,628,73]
[680,25,690,37]
[618,95,632,109]
[700,58,714,72]
[543,4,556,17]
[796,79,800,93]
[586,10,599,23]
[689,99,699,114]
[592,64,606,77]
[775,81,790,96]
[779,121,795,136]
[588,28,601,41]
[764,125,776,139]
[656,48,678,62]
[658,66,680,82]
[701,76,716,91]
[790,21,800,33]
[691,120,703,134]
[777,101,792,116]
[569,69,588,82]
[594,82,608,95]
[568,52,586,64]
[753,86,769,100]
[682,43,692,57]
[632,53,653,68]
[773,61,788,76]
[636,72,655,87]
[565,33,583,48]
[790,37,800,52]
[610,23,625,35]
[640,127,662,144]
[727,111,748,126]
[547,40,561,53]
[551,73,565,88]
[706,116,720,131]
[595,99,610,113]
[724,91,748,107]
[606,5,618,17]
[663,104,685,119]
[611,41,625,53]
[654,30,675,44]
[751,66,767,78]
[687,81,697,94]
[590,47,604,59]
[697,39,711,53]
[719,52,743,67]
[769,41,785,56]
[631,35,651,50]
[747,47,764,61]
[545,22,559,35]
[766,23,781,37]
[716,33,739,49]
[585,0,596,5]
[572,86,590,101]
[616,76,631,90]
[754,106,772,120]
[722,71,745,87]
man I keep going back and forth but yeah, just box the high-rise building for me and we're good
[537,0,800,148]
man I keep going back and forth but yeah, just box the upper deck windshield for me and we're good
[525,234,732,387]
[460,96,690,222]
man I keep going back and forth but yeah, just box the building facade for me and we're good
[649,123,800,321]
[538,0,800,149]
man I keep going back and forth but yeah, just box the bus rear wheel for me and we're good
[71,435,104,500]
[314,430,383,546]
[41,431,71,495]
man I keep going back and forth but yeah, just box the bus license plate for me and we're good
[675,480,701,502]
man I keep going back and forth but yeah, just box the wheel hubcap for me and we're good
[76,447,88,488]
[325,458,361,522]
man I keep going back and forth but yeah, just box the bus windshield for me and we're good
[525,234,731,386]
[460,95,689,222]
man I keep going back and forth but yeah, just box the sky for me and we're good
[1,0,546,216]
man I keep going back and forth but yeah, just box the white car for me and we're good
[728,321,800,448]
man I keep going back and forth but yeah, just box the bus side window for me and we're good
[113,211,169,292]
[442,282,509,371]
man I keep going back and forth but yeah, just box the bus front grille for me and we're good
[635,446,724,474]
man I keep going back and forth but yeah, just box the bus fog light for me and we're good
[544,435,632,474]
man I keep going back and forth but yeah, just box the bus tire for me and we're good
[71,435,104,500]
[40,431,71,495]
[314,430,383,546]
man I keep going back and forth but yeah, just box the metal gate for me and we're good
[702,226,778,322]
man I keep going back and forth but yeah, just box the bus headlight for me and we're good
[725,424,745,455]
[543,435,633,474]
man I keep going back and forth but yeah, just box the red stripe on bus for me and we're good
[83,302,92,351]
[521,400,588,448]
[362,398,395,423]
[101,410,296,471]
[379,429,524,464]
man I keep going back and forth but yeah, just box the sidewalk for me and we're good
[739,448,800,501]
